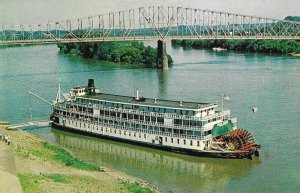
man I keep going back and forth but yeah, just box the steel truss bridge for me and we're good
[1,6,299,45]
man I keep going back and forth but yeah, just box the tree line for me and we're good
[58,42,173,67]
[171,39,300,54]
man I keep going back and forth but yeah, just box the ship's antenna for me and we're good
[220,92,224,122]
[55,79,62,104]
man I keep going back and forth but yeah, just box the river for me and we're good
[0,43,299,193]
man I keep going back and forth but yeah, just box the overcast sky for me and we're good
[0,0,299,25]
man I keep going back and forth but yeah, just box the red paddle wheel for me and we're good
[213,129,261,158]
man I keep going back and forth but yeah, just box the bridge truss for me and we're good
[1,6,299,45]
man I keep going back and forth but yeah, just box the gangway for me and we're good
[7,120,52,130]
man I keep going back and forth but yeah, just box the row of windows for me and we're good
[68,119,210,137]
[167,137,200,146]
[76,99,200,116]
[60,109,208,127]
[68,120,204,147]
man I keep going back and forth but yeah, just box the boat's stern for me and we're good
[212,129,261,159]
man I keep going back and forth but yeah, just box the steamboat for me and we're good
[50,79,260,159]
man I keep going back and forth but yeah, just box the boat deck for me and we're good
[81,92,216,110]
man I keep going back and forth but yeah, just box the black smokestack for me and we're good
[87,79,95,95]
[88,79,94,88]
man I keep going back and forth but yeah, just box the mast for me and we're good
[55,79,62,104]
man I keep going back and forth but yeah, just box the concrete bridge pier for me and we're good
[157,40,168,70]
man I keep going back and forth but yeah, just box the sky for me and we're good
[0,0,299,25]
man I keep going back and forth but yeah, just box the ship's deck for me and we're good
[80,92,216,110]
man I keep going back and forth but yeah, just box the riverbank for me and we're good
[0,125,158,193]
[171,39,300,55]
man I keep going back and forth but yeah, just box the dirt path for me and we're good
[0,132,23,193]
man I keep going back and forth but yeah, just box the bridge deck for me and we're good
[1,6,299,45]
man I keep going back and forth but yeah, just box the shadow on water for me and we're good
[157,70,168,99]
[45,127,261,193]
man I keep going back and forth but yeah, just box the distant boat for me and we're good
[288,52,300,57]
[223,94,230,101]
[212,47,227,51]
[252,106,258,113]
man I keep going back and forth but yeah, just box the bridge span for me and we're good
[1,6,299,46]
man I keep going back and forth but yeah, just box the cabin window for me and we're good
[129,132,131,136]
[117,112,121,118]
[144,134,146,138]
[190,120,196,126]
[177,139,180,144]
[171,138,173,143]
[145,116,150,122]
[128,114,133,119]
[149,126,153,131]
[174,119,182,125]
[197,121,203,127]
[134,114,139,120]
[187,111,193,116]
[124,131,126,135]
[197,141,200,146]
[183,139,186,145]
[157,117,164,123]
[119,130,121,135]
[111,111,116,117]
[139,115,145,122]
[187,130,193,136]
[190,140,193,146]
[183,120,189,126]
[165,108,173,113]
[151,116,156,122]
[139,133,141,138]
[165,137,167,142]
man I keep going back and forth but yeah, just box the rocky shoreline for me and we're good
[0,124,159,193]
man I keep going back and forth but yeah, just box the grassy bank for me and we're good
[1,126,158,193]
